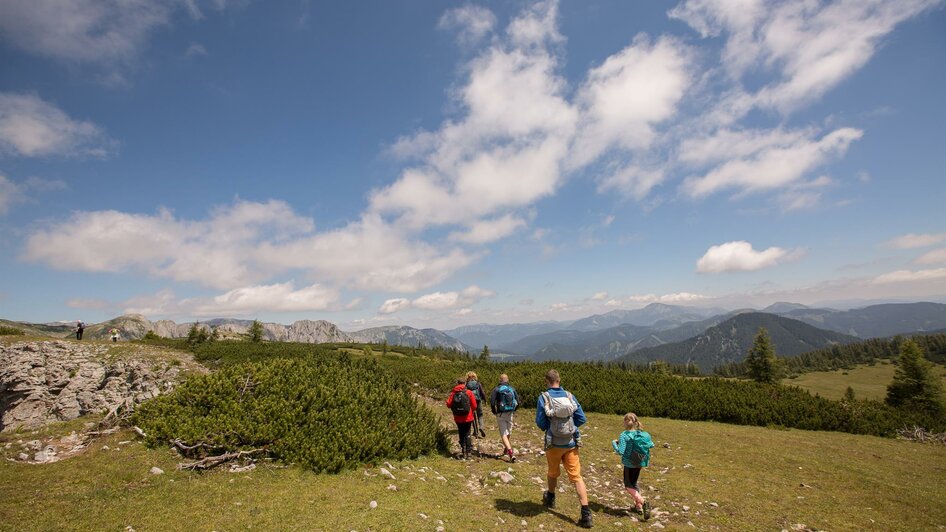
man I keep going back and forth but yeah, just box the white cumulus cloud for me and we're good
[438,5,496,46]
[886,232,946,249]
[915,248,946,266]
[23,199,476,293]
[0,0,237,66]
[0,93,112,157]
[680,127,861,198]
[872,268,946,285]
[669,0,941,113]
[696,240,800,273]
[377,285,495,314]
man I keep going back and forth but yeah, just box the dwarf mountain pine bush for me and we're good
[378,356,946,436]
[0,326,25,335]
[133,354,445,473]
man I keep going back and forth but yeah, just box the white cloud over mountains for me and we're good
[696,240,802,273]
[915,248,946,266]
[378,286,495,315]
[886,233,946,249]
[23,200,476,294]
[0,93,112,158]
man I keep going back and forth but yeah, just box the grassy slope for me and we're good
[2,401,946,531]
[786,362,946,401]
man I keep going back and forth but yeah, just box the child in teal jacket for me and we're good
[612,413,654,520]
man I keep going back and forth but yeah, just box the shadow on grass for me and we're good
[589,501,631,517]
[494,498,576,526]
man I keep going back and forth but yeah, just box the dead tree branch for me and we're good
[177,449,265,471]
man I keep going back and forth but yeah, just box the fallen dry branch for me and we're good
[177,449,265,471]
[897,425,946,444]
[171,438,215,455]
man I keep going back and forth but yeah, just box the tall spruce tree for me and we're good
[886,339,944,415]
[746,327,783,384]
[480,345,490,361]
[248,320,264,343]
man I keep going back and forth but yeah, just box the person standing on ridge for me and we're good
[466,371,487,438]
[489,373,520,462]
[536,369,592,528]
[75,321,84,341]
[446,377,478,460]
[109,327,120,342]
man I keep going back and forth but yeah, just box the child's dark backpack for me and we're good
[451,389,471,416]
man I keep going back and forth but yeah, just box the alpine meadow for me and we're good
[2,1,946,531]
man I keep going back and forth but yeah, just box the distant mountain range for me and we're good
[774,302,946,338]
[618,313,859,372]
[5,302,946,368]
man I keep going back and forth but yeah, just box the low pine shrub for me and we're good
[0,326,25,336]
[133,354,445,473]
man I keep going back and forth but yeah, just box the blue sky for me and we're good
[1,0,945,329]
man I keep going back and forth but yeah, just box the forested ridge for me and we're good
[715,333,946,377]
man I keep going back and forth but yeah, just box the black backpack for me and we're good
[450,389,471,416]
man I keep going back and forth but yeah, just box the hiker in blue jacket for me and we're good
[536,369,593,528]
[612,412,654,521]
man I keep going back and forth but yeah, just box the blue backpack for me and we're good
[496,384,518,412]
[625,430,654,467]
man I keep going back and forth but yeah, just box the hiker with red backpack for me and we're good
[489,373,520,462]
[536,369,593,528]
[446,377,478,460]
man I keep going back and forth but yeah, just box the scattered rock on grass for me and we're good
[369,500,377,509]
[150,467,165,475]
[490,471,515,484]
[380,467,396,480]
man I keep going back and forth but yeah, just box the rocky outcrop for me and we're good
[151,319,200,338]
[0,341,184,432]
[350,326,469,352]
[5,315,469,352]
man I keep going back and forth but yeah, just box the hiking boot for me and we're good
[577,506,593,528]
[642,501,651,521]
[506,449,516,462]
[542,491,556,509]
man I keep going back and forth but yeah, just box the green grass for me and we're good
[787,362,946,401]
[3,401,945,531]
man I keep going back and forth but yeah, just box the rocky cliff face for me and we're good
[0,341,188,432]
[350,326,469,351]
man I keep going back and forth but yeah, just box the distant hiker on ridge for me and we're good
[110,327,120,342]
[466,371,487,438]
[536,369,592,528]
[489,373,520,462]
[75,320,84,341]
[447,377,478,460]
[612,412,654,521]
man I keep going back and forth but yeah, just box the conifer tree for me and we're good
[746,327,783,384]
[480,345,490,361]
[886,339,944,415]
[248,320,264,343]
